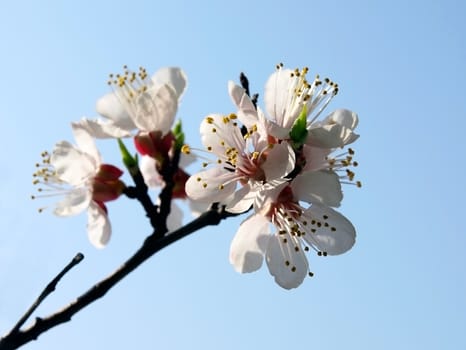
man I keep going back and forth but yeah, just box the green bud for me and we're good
[289,105,308,149]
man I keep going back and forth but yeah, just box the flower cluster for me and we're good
[32,63,360,289]
[184,64,360,288]
[33,66,191,247]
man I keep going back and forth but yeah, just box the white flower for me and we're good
[77,66,187,139]
[229,181,355,289]
[32,124,125,248]
[184,114,295,212]
[229,65,359,147]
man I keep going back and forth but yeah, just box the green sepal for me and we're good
[173,120,185,152]
[118,139,138,173]
[289,105,308,149]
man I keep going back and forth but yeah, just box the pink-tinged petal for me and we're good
[185,167,237,203]
[166,201,183,231]
[71,122,102,164]
[95,164,123,180]
[96,92,135,130]
[87,201,111,248]
[266,233,308,289]
[229,213,271,273]
[54,187,92,216]
[291,171,342,207]
[51,141,97,186]
[253,181,289,216]
[228,81,258,128]
[74,118,133,139]
[262,142,295,181]
[139,155,163,188]
[132,84,178,134]
[302,204,355,255]
[152,67,187,100]
[302,145,332,172]
[226,184,256,213]
[264,68,295,126]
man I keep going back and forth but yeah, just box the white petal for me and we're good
[266,233,308,289]
[54,187,92,216]
[51,141,97,186]
[71,122,101,164]
[226,184,256,213]
[200,114,244,156]
[132,84,178,134]
[166,201,183,231]
[187,199,210,217]
[325,109,359,130]
[302,145,332,172]
[139,155,163,188]
[229,214,271,273]
[254,180,289,214]
[228,81,258,128]
[262,142,295,181]
[87,202,111,248]
[179,152,196,168]
[185,167,237,203]
[96,92,135,130]
[264,68,296,127]
[74,118,133,139]
[264,119,291,139]
[152,67,187,100]
[291,171,342,207]
[307,124,359,148]
[302,204,355,255]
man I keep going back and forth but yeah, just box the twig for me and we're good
[0,206,238,350]
[155,146,181,236]
[0,253,84,349]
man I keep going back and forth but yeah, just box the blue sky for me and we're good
[0,0,465,349]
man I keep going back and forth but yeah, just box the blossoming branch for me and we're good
[0,63,361,350]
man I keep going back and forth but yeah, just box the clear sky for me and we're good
[0,0,465,349]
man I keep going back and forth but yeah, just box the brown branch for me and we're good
[0,205,238,350]
[8,253,84,335]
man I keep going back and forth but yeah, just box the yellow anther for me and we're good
[181,145,191,154]
[206,116,214,124]
[228,113,237,120]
